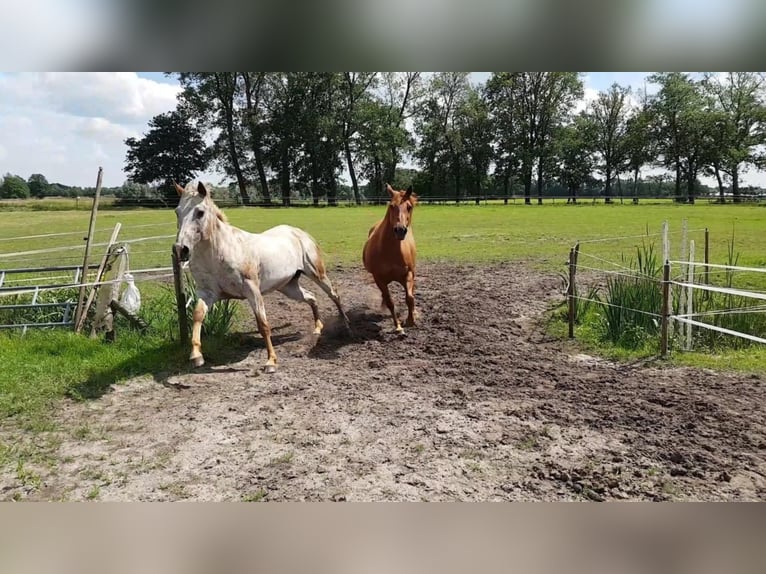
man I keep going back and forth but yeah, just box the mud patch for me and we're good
[2,263,764,501]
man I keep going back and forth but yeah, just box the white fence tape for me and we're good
[673,316,766,345]
[670,281,766,302]
[669,261,766,274]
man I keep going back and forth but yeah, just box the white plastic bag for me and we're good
[120,273,141,314]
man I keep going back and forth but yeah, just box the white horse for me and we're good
[173,181,350,374]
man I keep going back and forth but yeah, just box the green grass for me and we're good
[2,202,766,271]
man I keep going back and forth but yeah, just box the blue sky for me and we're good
[0,72,762,188]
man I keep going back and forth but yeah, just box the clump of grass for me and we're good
[600,242,662,348]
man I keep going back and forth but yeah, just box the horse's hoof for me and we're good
[263,364,277,374]
[191,356,205,368]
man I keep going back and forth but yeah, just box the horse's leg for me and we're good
[404,270,416,327]
[244,282,278,373]
[189,289,216,367]
[278,278,323,335]
[376,277,403,334]
[305,271,351,331]
[190,293,214,368]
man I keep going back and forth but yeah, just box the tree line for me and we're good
[24,73,766,206]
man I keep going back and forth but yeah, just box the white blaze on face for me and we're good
[175,192,207,256]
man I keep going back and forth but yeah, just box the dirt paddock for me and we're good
[4,262,765,501]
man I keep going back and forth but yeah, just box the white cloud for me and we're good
[0,73,180,186]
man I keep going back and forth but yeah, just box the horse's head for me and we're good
[385,183,417,241]
[173,181,226,262]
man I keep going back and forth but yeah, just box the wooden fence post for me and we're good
[172,247,189,344]
[75,222,121,333]
[74,167,103,330]
[660,260,670,358]
[704,228,710,285]
[567,246,576,338]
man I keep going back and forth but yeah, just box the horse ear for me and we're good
[385,183,395,198]
[404,185,413,199]
[197,181,208,197]
[173,181,185,196]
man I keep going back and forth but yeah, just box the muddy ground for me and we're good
[2,263,765,501]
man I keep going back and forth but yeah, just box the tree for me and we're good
[702,72,766,203]
[456,87,493,204]
[587,83,632,203]
[623,86,654,204]
[124,109,209,204]
[488,73,582,204]
[340,72,377,204]
[0,174,30,199]
[415,73,470,202]
[486,73,522,204]
[27,174,51,198]
[241,72,272,204]
[649,73,710,203]
[176,73,250,205]
[555,113,596,204]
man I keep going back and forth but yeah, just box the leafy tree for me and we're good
[240,72,272,204]
[702,72,766,202]
[176,73,250,204]
[0,174,30,199]
[415,72,470,202]
[485,72,522,204]
[340,72,378,204]
[555,113,596,203]
[586,83,632,203]
[27,173,51,198]
[456,87,493,204]
[124,109,209,205]
[488,73,583,204]
[623,86,654,204]
[648,73,710,203]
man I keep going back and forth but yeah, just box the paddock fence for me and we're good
[0,220,177,336]
[566,220,766,356]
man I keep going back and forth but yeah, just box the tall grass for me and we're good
[600,242,662,348]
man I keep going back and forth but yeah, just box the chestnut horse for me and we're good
[173,181,350,374]
[362,183,418,334]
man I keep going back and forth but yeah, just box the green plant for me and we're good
[600,242,662,347]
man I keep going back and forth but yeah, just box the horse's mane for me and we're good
[208,200,228,223]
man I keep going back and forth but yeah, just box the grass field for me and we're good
[2,201,765,269]
[0,202,765,430]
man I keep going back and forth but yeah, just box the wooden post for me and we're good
[704,228,710,285]
[660,260,670,358]
[568,247,575,338]
[172,247,189,343]
[75,222,120,333]
[74,167,103,330]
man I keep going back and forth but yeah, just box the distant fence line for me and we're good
[2,194,765,210]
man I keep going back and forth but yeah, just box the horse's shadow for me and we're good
[70,328,302,400]
[307,308,386,360]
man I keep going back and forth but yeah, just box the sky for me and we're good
[0,72,763,189]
